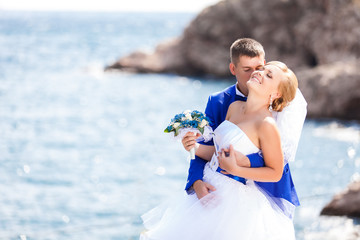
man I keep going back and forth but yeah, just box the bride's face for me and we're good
[247,65,283,97]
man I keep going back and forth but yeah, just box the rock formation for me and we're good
[106,0,360,120]
[298,60,360,120]
[321,180,360,218]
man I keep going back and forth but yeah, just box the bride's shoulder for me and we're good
[229,101,244,109]
[261,116,276,125]
[257,116,280,137]
[227,101,244,117]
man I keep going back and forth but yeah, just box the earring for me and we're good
[269,95,273,111]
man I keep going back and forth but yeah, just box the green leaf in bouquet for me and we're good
[174,127,180,136]
[164,125,173,133]
[199,127,204,134]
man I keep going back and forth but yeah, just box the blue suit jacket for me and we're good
[185,84,300,209]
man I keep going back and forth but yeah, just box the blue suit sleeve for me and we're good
[185,156,207,193]
[247,152,265,167]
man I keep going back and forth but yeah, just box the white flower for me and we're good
[183,110,193,120]
[199,119,208,128]
[185,113,192,120]
[173,122,180,128]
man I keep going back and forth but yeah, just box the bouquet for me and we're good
[164,110,213,159]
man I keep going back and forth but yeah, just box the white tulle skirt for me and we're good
[140,163,295,240]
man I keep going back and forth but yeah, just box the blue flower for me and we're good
[173,113,185,122]
[189,120,198,128]
[180,120,190,128]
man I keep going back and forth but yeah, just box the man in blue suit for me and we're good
[182,38,306,218]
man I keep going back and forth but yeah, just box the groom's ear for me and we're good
[229,62,236,75]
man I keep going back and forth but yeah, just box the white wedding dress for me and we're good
[140,120,295,240]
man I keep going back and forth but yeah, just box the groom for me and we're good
[183,38,306,217]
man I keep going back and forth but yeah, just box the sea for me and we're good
[0,11,359,240]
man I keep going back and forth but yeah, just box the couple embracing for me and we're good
[140,38,307,240]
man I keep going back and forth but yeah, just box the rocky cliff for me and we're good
[298,60,360,120]
[106,0,360,120]
[321,180,360,218]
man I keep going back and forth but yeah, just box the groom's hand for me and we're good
[182,132,201,151]
[193,180,216,199]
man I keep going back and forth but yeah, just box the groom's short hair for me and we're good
[230,38,265,65]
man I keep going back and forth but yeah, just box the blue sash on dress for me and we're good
[216,167,246,184]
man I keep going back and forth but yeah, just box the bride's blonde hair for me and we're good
[267,61,298,112]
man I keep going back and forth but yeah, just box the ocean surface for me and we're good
[0,11,359,240]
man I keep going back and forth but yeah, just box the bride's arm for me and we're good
[195,144,215,161]
[218,117,284,182]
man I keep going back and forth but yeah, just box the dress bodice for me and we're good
[209,120,259,173]
[208,120,299,219]
[213,120,259,156]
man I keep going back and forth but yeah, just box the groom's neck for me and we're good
[236,83,247,97]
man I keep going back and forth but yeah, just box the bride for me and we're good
[140,61,299,240]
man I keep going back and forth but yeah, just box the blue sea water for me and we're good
[0,11,359,240]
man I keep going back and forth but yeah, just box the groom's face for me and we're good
[229,55,265,96]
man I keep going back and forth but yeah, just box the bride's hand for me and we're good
[181,132,201,151]
[218,145,238,175]
[234,151,250,168]
[219,147,250,168]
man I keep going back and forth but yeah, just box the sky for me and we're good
[0,0,220,12]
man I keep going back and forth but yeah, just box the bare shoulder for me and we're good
[226,101,244,119]
[258,116,280,137]
[261,116,277,126]
[229,101,243,109]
